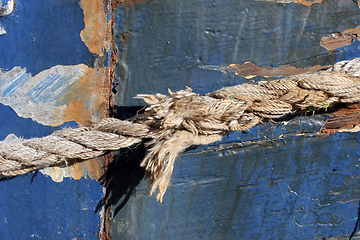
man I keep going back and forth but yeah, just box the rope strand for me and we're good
[2,57,360,201]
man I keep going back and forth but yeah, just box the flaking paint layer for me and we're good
[202,62,330,79]
[0,64,110,126]
[320,27,359,50]
[321,103,360,134]
[255,0,322,6]
[80,0,110,56]
[41,156,106,182]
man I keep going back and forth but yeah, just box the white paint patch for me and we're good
[0,24,6,35]
[0,64,94,126]
[1,133,20,143]
[0,0,15,17]
[0,0,15,35]
[40,167,71,182]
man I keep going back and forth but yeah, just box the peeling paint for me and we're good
[321,103,360,134]
[30,0,114,184]
[113,0,154,6]
[255,0,322,6]
[0,24,6,35]
[320,26,360,50]
[80,0,110,56]
[0,0,15,35]
[0,64,110,126]
[41,156,107,182]
[202,62,329,79]
[0,0,15,17]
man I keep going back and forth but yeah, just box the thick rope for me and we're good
[2,58,360,202]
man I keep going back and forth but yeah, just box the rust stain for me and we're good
[321,103,360,134]
[42,67,112,181]
[83,157,104,180]
[255,0,322,6]
[320,26,360,50]
[228,62,330,79]
[63,99,92,126]
[80,0,110,56]
[68,162,85,180]
[108,17,117,118]
[59,67,111,121]
[67,156,106,181]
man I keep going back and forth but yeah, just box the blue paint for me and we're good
[26,74,62,102]
[0,71,31,97]
[0,0,96,75]
[115,0,360,106]
[0,1,107,238]
[0,173,103,240]
[0,103,78,141]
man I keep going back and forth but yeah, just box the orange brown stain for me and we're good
[59,67,111,121]
[57,67,111,182]
[228,62,330,79]
[80,0,110,56]
[67,157,106,181]
[320,26,360,50]
[63,99,92,126]
[292,0,322,6]
[321,103,360,134]
[256,0,322,6]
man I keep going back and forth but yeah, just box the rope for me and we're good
[2,57,360,202]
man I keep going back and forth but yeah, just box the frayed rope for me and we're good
[2,58,360,202]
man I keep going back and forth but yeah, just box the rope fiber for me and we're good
[2,58,360,202]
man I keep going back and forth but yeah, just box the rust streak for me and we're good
[320,26,360,50]
[321,103,360,134]
[228,62,330,79]
[80,0,110,56]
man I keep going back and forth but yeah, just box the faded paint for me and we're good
[202,62,329,79]
[0,64,110,126]
[255,0,322,6]
[80,0,110,57]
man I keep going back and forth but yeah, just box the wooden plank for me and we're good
[111,0,360,239]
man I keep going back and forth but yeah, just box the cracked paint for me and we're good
[321,103,360,134]
[294,211,343,227]
[201,62,329,79]
[255,0,322,6]
[288,172,360,206]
